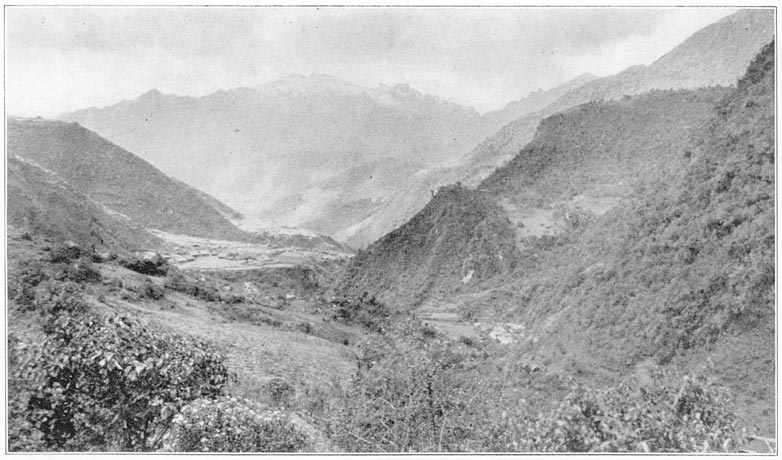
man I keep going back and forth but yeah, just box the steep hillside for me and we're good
[480,88,728,209]
[7,156,161,250]
[338,9,774,247]
[7,118,247,240]
[461,41,776,433]
[338,184,519,307]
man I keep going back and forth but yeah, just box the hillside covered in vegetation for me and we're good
[464,41,776,433]
[339,184,519,307]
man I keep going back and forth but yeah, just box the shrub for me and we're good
[501,370,745,453]
[324,320,746,453]
[118,253,169,276]
[326,320,487,452]
[49,242,82,263]
[266,377,296,406]
[19,313,232,451]
[8,260,49,309]
[170,397,307,452]
[165,269,220,302]
[140,279,165,300]
[331,293,389,332]
[8,335,46,452]
[61,258,101,283]
[31,282,90,327]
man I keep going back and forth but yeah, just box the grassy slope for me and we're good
[7,118,248,240]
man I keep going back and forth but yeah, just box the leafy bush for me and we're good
[331,292,390,332]
[325,320,490,452]
[8,260,49,309]
[27,282,90,328]
[61,258,101,283]
[170,397,307,452]
[493,370,745,453]
[17,313,232,451]
[165,269,220,302]
[324,319,745,453]
[8,335,46,452]
[49,242,82,263]
[118,253,169,276]
[266,377,296,406]
[140,278,165,300]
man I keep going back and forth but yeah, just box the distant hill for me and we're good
[7,155,161,250]
[7,118,248,240]
[339,9,774,247]
[338,184,518,307]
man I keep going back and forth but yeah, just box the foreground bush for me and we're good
[170,397,307,452]
[492,370,745,452]
[16,313,232,451]
[325,321,746,453]
[325,320,492,452]
[118,252,169,276]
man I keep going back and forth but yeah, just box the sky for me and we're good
[5,6,736,117]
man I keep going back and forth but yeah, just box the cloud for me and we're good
[5,7,735,117]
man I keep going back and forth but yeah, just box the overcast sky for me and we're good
[6,6,735,117]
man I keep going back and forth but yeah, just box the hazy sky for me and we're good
[6,6,735,117]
